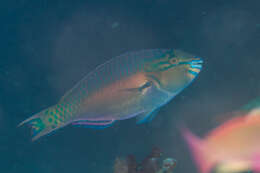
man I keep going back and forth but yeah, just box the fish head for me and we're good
[145,49,203,93]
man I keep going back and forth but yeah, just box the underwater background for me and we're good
[1,0,260,172]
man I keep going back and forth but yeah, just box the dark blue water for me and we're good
[1,0,260,172]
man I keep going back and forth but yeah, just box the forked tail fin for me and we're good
[18,111,46,141]
[180,127,215,173]
[18,105,63,141]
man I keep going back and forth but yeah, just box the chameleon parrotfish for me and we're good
[18,49,203,141]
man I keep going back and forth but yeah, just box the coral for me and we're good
[113,148,176,173]
[114,157,128,173]
[157,158,177,173]
[127,155,137,173]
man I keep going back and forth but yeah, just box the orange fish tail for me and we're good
[180,127,215,173]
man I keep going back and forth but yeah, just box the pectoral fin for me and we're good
[123,81,153,92]
[136,107,161,124]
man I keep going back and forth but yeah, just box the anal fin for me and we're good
[251,153,260,172]
[123,81,152,92]
[72,119,115,129]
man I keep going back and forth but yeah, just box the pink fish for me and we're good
[181,114,260,173]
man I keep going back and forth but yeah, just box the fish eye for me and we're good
[169,58,178,64]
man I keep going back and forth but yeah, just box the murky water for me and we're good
[1,0,260,173]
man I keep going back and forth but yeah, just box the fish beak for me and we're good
[188,57,203,77]
[190,57,203,69]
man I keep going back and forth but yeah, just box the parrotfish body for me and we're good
[19,49,203,141]
[219,98,260,123]
[241,98,260,117]
[182,114,260,173]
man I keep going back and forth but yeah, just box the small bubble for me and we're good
[202,11,207,16]
[111,22,120,29]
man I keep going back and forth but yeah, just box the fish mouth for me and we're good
[188,57,203,76]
